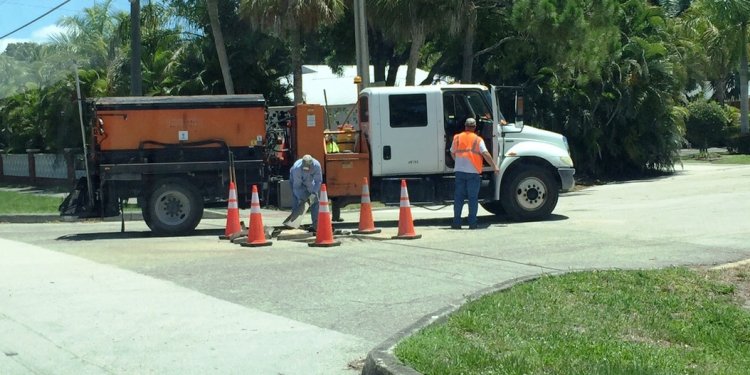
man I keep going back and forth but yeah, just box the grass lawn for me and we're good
[682,152,750,164]
[396,267,750,375]
[0,189,65,214]
[709,154,750,164]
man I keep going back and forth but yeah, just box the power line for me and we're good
[0,0,71,40]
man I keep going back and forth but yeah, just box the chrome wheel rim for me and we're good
[154,190,190,226]
[515,176,547,211]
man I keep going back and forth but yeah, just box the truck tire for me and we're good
[143,178,204,235]
[480,201,506,216]
[501,166,558,221]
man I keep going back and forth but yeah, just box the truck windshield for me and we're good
[444,90,493,123]
[466,91,491,120]
[482,91,506,123]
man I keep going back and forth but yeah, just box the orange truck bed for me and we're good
[93,95,266,151]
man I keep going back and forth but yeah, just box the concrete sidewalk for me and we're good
[0,237,370,374]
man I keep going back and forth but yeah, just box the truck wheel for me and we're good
[143,179,204,235]
[480,201,506,216]
[501,166,558,221]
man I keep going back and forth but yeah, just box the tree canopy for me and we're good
[1,0,748,178]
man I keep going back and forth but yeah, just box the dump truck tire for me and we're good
[143,178,204,235]
[501,166,558,221]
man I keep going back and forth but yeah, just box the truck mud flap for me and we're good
[59,177,97,218]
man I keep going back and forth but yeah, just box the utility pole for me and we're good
[353,0,369,91]
[130,0,142,96]
[73,64,94,207]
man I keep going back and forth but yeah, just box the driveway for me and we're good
[1,162,749,374]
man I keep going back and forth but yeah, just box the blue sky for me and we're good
[0,0,131,52]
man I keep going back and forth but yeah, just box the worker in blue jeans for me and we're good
[450,118,499,229]
[289,154,323,233]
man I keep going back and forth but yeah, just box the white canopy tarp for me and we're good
[283,65,433,105]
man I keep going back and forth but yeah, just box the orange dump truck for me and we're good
[59,95,368,235]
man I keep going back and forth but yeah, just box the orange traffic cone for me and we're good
[309,184,341,247]
[219,181,242,240]
[392,179,422,240]
[354,177,381,234]
[241,185,272,247]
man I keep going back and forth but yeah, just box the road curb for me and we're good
[362,257,750,375]
[361,272,563,375]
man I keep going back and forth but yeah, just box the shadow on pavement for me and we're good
[56,228,224,241]
[330,213,568,231]
[54,214,568,241]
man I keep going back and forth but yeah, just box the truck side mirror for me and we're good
[514,94,524,127]
[516,96,524,117]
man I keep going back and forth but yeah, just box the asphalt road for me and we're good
[1,162,749,374]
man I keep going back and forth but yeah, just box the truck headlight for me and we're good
[559,156,574,167]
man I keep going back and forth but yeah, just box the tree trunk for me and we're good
[371,29,391,84]
[405,23,425,86]
[713,78,726,104]
[420,53,448,85]
[386,62,399,86]
[386,49,408,86]
[739,21,749,134]
[207,0,234,95]
[461,3,477,83]
[290,22,304,104]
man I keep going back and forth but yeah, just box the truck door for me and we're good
[374,91,441,176]
[443,89,495,169]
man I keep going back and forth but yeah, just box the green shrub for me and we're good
[685,101,732,151]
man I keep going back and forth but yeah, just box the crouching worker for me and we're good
[290,154,323,233]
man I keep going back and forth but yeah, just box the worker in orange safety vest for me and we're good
[450,118,499,229]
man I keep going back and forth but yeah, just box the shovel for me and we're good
[282,200,310,229]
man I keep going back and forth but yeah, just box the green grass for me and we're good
[710,154,750,164]
[396,268,750,375]
[0,189,64,214]
[682,152,750,164]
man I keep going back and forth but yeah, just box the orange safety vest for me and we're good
[452,131,483,173]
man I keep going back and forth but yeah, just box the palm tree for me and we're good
[371,0,445,85]
[51,0,130,95]
[680,7,738,104]
[241,0,344,103]
[206,0,235,94]
[692,0,750,134]
[137,2,193,96]
[53,0,127,68]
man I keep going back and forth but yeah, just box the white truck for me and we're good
[344,84,575,221]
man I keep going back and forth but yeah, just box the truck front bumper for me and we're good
[558,167,576,192]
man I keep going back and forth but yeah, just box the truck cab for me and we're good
[356,84,575,221]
